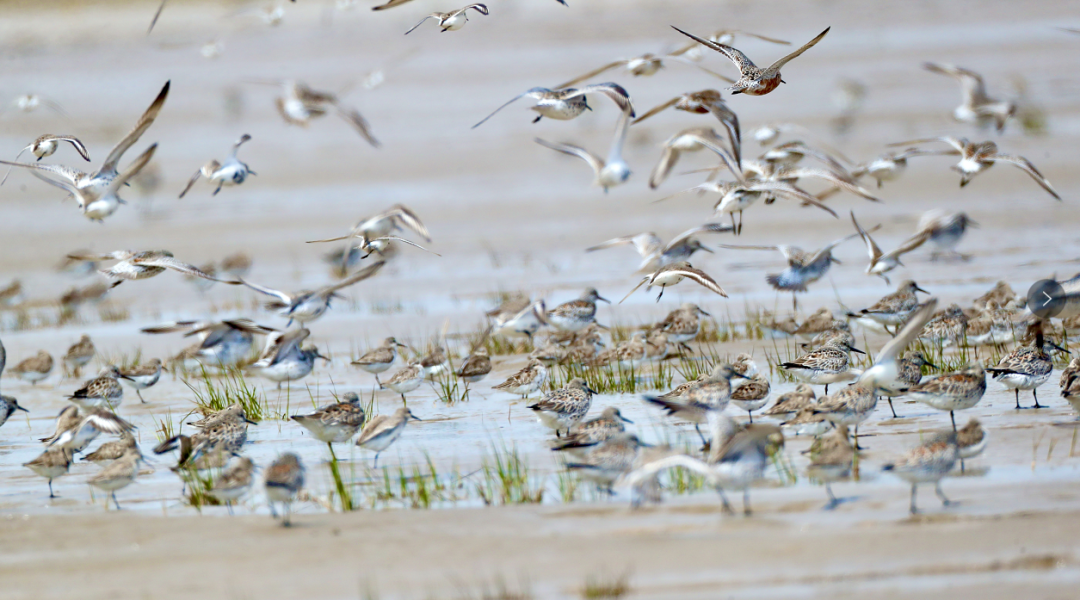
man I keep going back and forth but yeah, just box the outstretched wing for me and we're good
[238,278,293,303]
[331,102,380,148]
[555,61,628,90]
[665,223,734,250]
[0,160,83,193]
[472,87,553,129]
[535,138,605,176]
[136,253,239,283]
[586,233,663,258]
[632,97,679,125]
[316,260,387,295]
[763,26,830,75]
[670,27,758,71]
[564,83,636,117]
[993,154,1061,201]
[404,14,439,35]
[100,81,170,178]
[849,211,882,263]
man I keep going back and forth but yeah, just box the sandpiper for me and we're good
[850,213,930,284]
[143,319,276,369]
[494,299,549,343]
[654,303,710,351]
[851,280,929,330]
[493,360,549,398]
[551,406,632,453]
[307,205,431,247]
[562,432,647,494]
[889,136,1060,200]
[536,100,634,192]
[355,407,422,468]
[188,404,255,430]
[118,359,163,403]
[45,407,134,453]
[57,252,99,278]
[648,127,741,189]
[1,134,89,185]
[987,322,1064,409]
[973,281,1019,309]
[733,353,761,378]
[722,232,860,309]
[802,321,856,351]
[806,426,855,510]
[882,433,959,515]
[923,62,1015,132]
[0,386,28,428]
[554,48,734,90]
[456,347,491,383]
[730,374,770,422]
[68,366,125,410]
[633,89,741,162]
[587,224,732,274]
[88,447,143,510]
[620,261,728,303]
[762,383,816,420]
[472,83,634,128]
[404,3,488,34]
[248,329,328,389]
[383,363,425,404]
[71,249,239,288]
[877,351,936,418]
[351,337,408,386]
[0,280,22,306]
[271,80,379,147]
[810,384,877,448]
[419,346,449,378]
[265,453,304,526]
[782,338,864,394]
[82,431,138,463]
[24,446,74,498]
[795,308,835,338]
[291,391,366,445]
[208,456,255,515]
[547,288,608,332]
[239,260,385,326]
[528,378,596,436]
[918,304,968,346]
[643,363,746,442]
[672,26,830,96]
[907,364,986,430]
[10,350,53,385]
[0,81,169,221]
[178,134,255,198]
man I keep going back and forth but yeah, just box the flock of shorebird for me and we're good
[0,6,1074,525]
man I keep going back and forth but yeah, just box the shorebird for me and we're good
[70,250,239,288]
[888,136,1060,200]
[917,304,969,347]
[44,406,135,453]
[643,363,746,442]
[472,83,634,128]
[806,426,855,509]
[987,322,1066,409]
[648,127,743,189]
[633,89,740,161]
[271,80,378,147]
[208,456,256,515]
[248,329,328,389]
[536,100,634,192]
[239,260,385,326]
[178,134,255,198]
[913,209,978,261]
[383,363,425,404]
[620,261,728,303]
[554,48,735,90]
[142,319,276,369]
[907,363,986,429]
[847,148,934,188]
[850,280,929,331]
[88,447,143,510]
[1,134,90,185]
[82,431,137,463]
[355,407,422,468]
[722,232,860,309]
[456,347,492,383]
[220,252,253,278]
[783,338,864,394]
[653,303,711,350]
[672,26,830,96]
[0,394,28,429]
[586,223,733,273]
[493,360,549,398]
[850,213,930,284]
[547,288,608,332]
[665,180,837,236]
[668,28,791,61]
[0,81,168,221]
[528,378,596,436]
[419,346,449,378]
[491,299,548,342]
[291,391,366,447]
[10,350,53,385]
[882,433,959,515]
[562,432,648,494]
[923,62,1015,132]
[351,337,408,386]
[550,406,632,452]
[68,366,125,410]
[307,204,431,246]
[404,3,488,34]
[117,359,163,403]
[763,383,817,421]
[730,374,771,422]
[876,351,936,418]
[265,453,304,526]
[23,446,74,498]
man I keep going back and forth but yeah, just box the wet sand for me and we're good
[3,0,1080,597]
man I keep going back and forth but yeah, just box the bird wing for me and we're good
[238,278,293,303]
[565,83,636,117]
[859,299,938,389]
[140,321,198,335]
[890,230,931,257]
[554,61,628,90]
[43,135,91,161]
[404,14,439,35]
[110,143,158,191]
[100,81,170,178]
[632,96,680,125]
[135,254,238,283]
[316,260,386,296]
[330,102,380,148]
[0,161,83,195]
[684,133,744,184]
[849,211,883,263]
[887,136,966,154]
[677,266,728,297]
[648,145,682,189]
[707,104,742,167]
[586,233,663,257]
[386,204,431,241]
[923,62,988,102]
[371,0,414,9]
[605,99,634,166]
[665,223,734,250]
[763,26,830,74]
[178,167,204,199]
[462,3,489,15]
[992,154,1061,200]
[471,87,553,129]
[618,276,652,304]
[743,181,838,217]
[664,55,738,84]
[783,167,880,202]
[670,27,758,72]
[148,0,167,33]
[371,236,441,256]
[535,138,605,176]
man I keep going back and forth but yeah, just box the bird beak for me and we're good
[848,345,867,355]
[585,385,599,396]
[830,257,842,265]
[968,219,979,228]
[15,405,28,413]
[698,308,711,317]
[923,360,938,370]
[410,414,424,421]
[596,294,610,304]
[959,176,970,188]
[1050,341,1071,354]
[619,415,633,424]
[594,322,610,330]
[315,352,331,361]
[699,245,714,254]
[731,371,750,379]
[244,416,258,425]
[914,285,929,294]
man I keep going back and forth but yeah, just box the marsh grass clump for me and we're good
[556,469,581,504]
[185,367,266,422]
[373,455,453,509]
[154,410,177,443]
[179,469,222,509]
[546,360,672,395]
[475,444,543,505]
[580,571,631,599]
[98,303,130,323]
[446,576,534,600]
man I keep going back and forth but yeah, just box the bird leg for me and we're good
[373,453,380,470]
[909,484,918,515]
[715,486,735,515]
[1014,389,1022,410]
[747,410,753,424]
[137,389,146,403]
[887,398,898,418]
[694,423,707,446]
[655,286,665,302]
[227,501,234,516]
[742,487,752,516]
[934,482,953,507]
[824,482,838,510]
[1033,389,1044,409]
[112,492,122,511]
[269,502,279,519]
[401,394,407,406]
[48,480,55,499]
[950,411,957,433]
